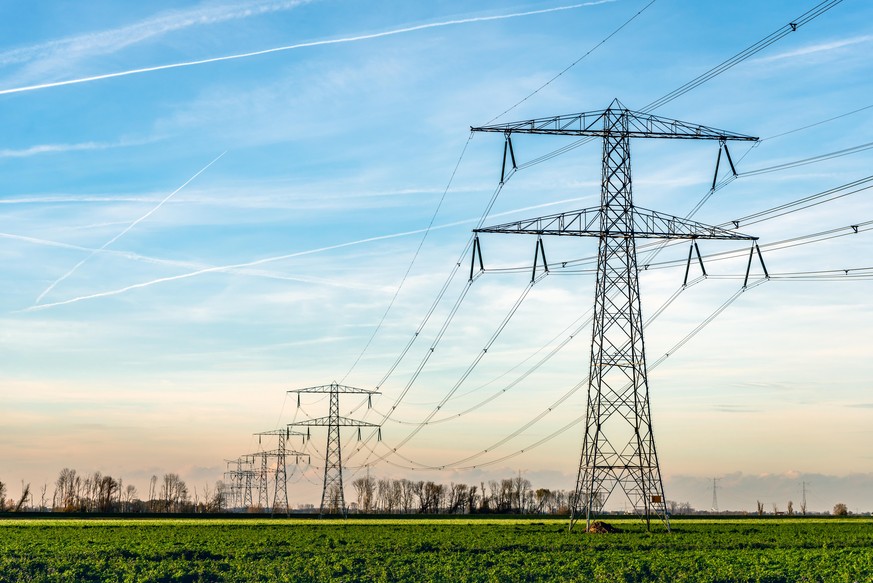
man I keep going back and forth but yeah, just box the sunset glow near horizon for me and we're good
[1,0,872,512]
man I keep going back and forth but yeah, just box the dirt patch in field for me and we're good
[586,521,619,534]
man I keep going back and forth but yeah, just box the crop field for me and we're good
[1,517,872,582]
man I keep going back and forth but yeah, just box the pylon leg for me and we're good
[571,108,669,532]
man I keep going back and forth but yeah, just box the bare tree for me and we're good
[423,482,444,513]
[833,503,848,516]
[55,468,80,511]
[13,483,31,512]
[376,479,392,513]
[412,481,427,513]
[534,488,553,514]
[124,484,138,512]
[787,500,794,516]
[160,473,189,512]
[212,480,227,512]
[352,475,376,512]
[513,473,531,513]
[479,482,491,513]
[466,484,479,514]
[756,500,765,516]
[38,484,48,512]
[97,475,119,512]
[400,479,415,513]
[448,483,467,514]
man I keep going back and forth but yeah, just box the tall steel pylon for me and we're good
[288,382,381,516]
[254,428,308,516]
[258,452,269,509]
[223,458,244,509]
[240,454,255,509]
[471,100,765,531]
[711,477,720,513]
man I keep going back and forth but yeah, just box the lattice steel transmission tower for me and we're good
[711,477,720,513]
[240,454,255,509]
[223,458,243,509]
[288,382,381,516]
[254,428,308,515]
[471,100,764,531]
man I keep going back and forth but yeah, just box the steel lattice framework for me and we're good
[254,428,307,516]
[288,382,380,516]
[472,100,762,531]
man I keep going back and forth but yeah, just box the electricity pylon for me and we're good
[223,458,244,509]
[254,428,308,516]
[288,382,381,516]
[240,454,255,509]
[471,100,765,531]
[712,477,720,513]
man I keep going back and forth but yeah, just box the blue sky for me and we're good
[2,0,872,512]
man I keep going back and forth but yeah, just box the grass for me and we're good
[2,516,872,582]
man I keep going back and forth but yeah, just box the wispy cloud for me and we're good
[2,230,386,294]
[24,228,432,312]
[23,194,596,311]
[755,34,873,63]
[0,2,614,96]
[0,137,156,158]
[0,0,315,69]
[33,152,226,304]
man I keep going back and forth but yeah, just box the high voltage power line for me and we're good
[258,0,858,499]
[350,277,768,474]
[343,171,873,474]
[510,0,846,170]
[315,171,873,482]
[344,202,873,472]
[337,0,849,394]
[641,0,845,112]
[356,0,847,425]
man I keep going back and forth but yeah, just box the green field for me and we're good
[2,517,872,582]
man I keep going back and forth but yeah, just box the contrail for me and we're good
[24,195,593,312]
[0,2,614,96]
[3,230,386,294]
[33,151,226,304]
[25,227,436,311]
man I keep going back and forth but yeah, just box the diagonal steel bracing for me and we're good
[253,428,307,515]
[288,382,380,517]
[471,100,760,532]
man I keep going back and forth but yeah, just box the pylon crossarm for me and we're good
[472,107,758,142]
[288,382,381,395]
[291,416,381,428]
[254,429,306,438]
[476,206,756,241]
[255,448,307,457]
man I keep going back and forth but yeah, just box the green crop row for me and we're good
[1,518,871,582]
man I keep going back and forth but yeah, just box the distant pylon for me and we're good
[241,455,255,508]
[258,452,269,510]
[253,428,308,516]
[711,477,720,513]
[223,458,244,509]
[472,100,765,531]
[288,382,381,516]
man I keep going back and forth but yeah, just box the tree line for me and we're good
[0,469,228,513]
[349,474,573,515]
